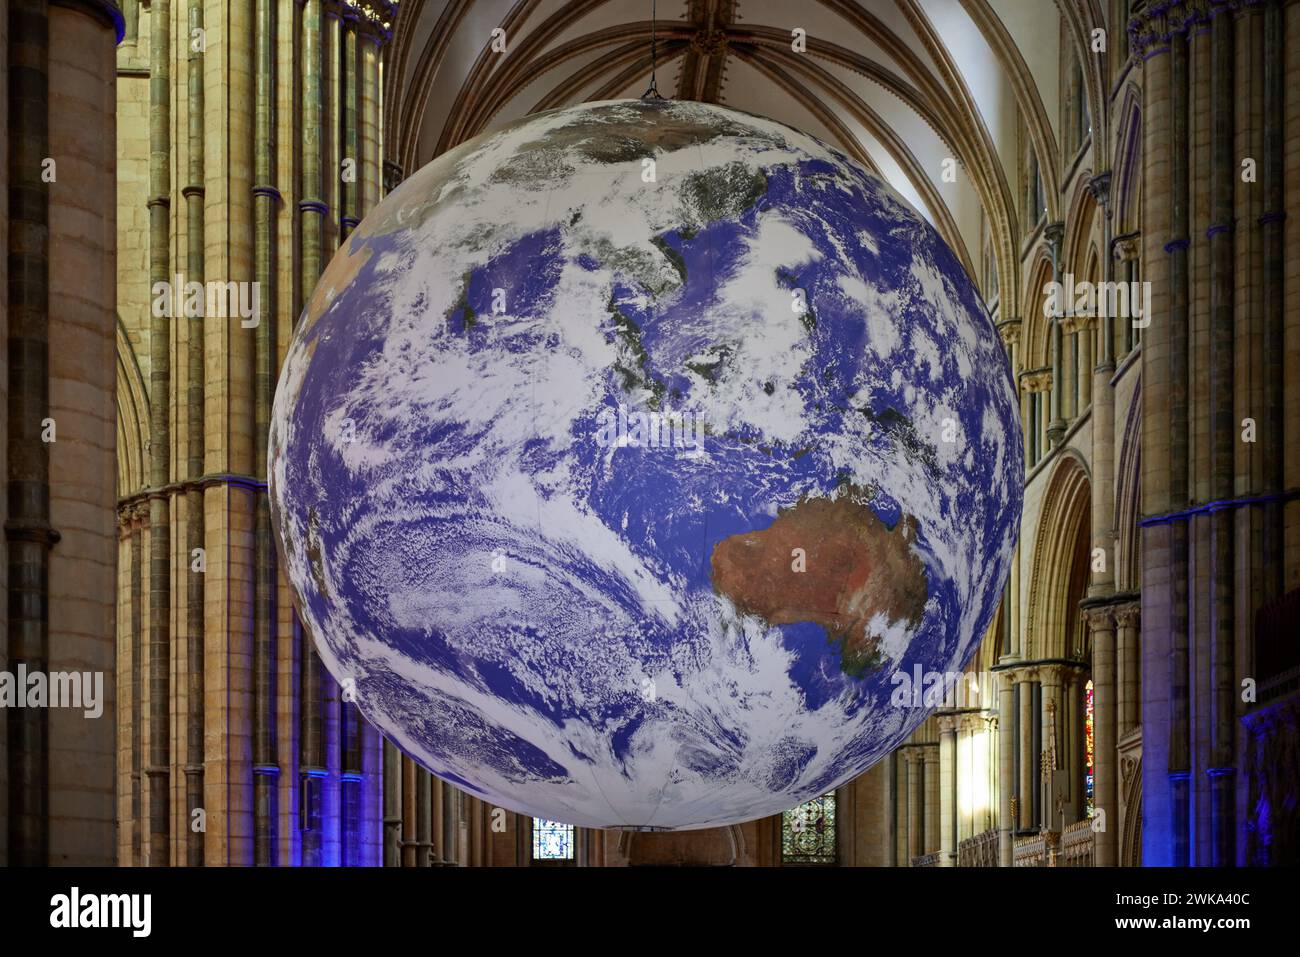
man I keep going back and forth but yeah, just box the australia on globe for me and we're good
[269,99,1022,830]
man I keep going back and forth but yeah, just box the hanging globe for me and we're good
[269,99,1022,830]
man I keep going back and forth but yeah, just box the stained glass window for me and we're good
[1085,679,1095,817]
[531,818,575,862]
[781,792,837,865]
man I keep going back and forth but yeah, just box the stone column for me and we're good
[416,769,432,865]
[2,0,123,867]
[1020,389,1032,466]
[145,0,173,868]
[997,672,1015,865]
[952,720,965,849]
[906,749,923,862]
[1060,669,1081,824]
[1079,320,1093,410]
[1206,3,1237,869]
[1259,0,1286,600]
[1039,665,1062,830]
[1132,1,1176,867]
[1020,369,1052,469]
[340,3,359,240]
[49,0,122,865]
[442,782,458,865]
[296,0,326,869]
[0,0,9,866]
[1087,605,1117,866]
[382,739,400,866]
[1116,603,1141,734]
[1066,324,1078,422]
[430,777,445,863]
[923,744,940,856]
[470,796,485,866]
[957,716,973,845]
[130,504,145,864]
[893,752,907,866]
[1045,222,1067,445]
[938,715,957,865]
[401,755,417,866]
[181,0,207,869]
[1039,391,1050,459]
[1114,237,1140,357]
[251,0,285,868]
[1090,171,1118,611]
[1017,668,1036,831]
[1165,13,1192,870]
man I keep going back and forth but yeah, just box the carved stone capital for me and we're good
[996,317,1022,346]
[1113,236,1141,263]
[1114,603,1141,629]
[1019,367,1053,394]
[1088,171,1112,207]
[1060,312,1095,335]
[1084,602,1116,629]
[1128,0,1214,58]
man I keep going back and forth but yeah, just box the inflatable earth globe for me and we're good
[270,99,1022,830]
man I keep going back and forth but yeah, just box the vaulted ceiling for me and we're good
[384,1,1113,304]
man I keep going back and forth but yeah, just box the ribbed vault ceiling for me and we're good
[386,1,1108,299]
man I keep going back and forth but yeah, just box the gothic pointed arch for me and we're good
[1110,81,1143,238]
[116,316,150,497]
[1063,172,1099,280]
[1114,377,1143,592]
[958,0,1060,222]
[1025,451,1091,661]
[1020,248,1055,370]
[1056,0,1107,160]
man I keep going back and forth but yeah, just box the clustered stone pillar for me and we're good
[937,716,957,865]
[1206,3,1237,869]
[1113,238,1141,356]
[1015,669,1035,832]
[111,0,393,866]
[906,748,924,861]
[2,0,121,866]
[1087,605,1117,866]
[146,0,173,868]
[997,673,1015,865]
[5,0,55,868]
[1045,222,1067,446]
[1116,604,1141,734]
[250,0,279,867]
[382,741,400,866]
[1129,0,1294,867]
[1039,666,1063,829]
[183,0,206,870]
[297,0,326,870]
[1020,369,1052,468]
[922,744,940,857]
[955,716,974,846]
[892,752,907,865]
[1134,0,1178,868]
